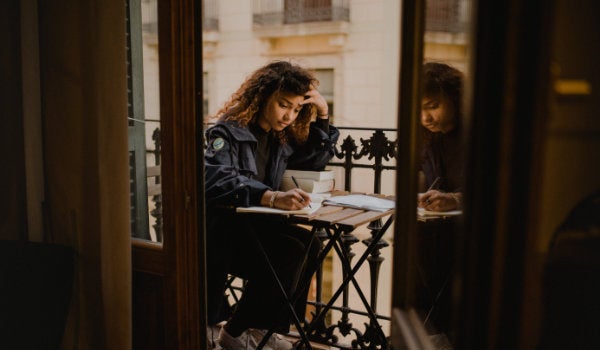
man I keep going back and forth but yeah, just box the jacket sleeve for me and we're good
[204,126,269,208]
[287,119,340,170]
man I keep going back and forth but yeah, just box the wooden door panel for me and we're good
[129,0,204,349]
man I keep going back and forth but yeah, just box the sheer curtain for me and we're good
[38,0,131,348]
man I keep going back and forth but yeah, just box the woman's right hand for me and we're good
[275,189,312,210]
[418,190,461,211]
[262,189,311,210]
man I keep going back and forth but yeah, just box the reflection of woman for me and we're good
[204,61,339,350]
[417,62,464,212]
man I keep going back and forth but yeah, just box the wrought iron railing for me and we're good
[147,125,398,348]
[328,127,397,193]
[253,0,350,26]
[305,126,396,349]
[149,128,162,242]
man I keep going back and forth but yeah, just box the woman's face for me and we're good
[421,94,456,133]
[258,91,305,132]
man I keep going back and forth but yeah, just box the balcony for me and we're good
[142,126,399,348]
[425,0,471,34]
[253,0,350,26]
[144,125,397,244]
[139,125,458,348]
[252,0,350,38]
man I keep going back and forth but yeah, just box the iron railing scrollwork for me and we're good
[330,127,397,193]
[302,126,396,349]
[150,128,163,242]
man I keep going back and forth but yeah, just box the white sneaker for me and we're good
[218,327,275,350]
[248,329,293,350]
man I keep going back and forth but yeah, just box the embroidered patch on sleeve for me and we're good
[212,137,225,151]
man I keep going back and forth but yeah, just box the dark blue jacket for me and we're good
[204,118,339,324]
[420,127,463,192]
[204,118,340,209]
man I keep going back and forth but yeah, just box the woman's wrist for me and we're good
[269,191,280,208]
[317,111,329,119]
[260,190,275,207]
[450,192,462,209]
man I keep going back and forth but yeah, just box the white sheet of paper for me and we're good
[323,194,395,212]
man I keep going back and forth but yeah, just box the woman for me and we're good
[204,61,339,350]
[417,62,464,212]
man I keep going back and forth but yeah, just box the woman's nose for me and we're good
[285,110,298,122]
[421,111,432,124]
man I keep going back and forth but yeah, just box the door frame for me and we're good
[132,0,206,348]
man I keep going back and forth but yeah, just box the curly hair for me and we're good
[214,60,318,144]
[422,62,463,120]
[420,62,464,144]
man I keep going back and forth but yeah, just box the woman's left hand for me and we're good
[301,86,328,118]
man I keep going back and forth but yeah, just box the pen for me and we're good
[291,176,311,208]
[424,177,440,205]
[427,177,441,192]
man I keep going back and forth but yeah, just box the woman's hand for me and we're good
[261,189,312,210]
[276,189,312,210]
[418,190,461,212]
[301,85,329,118]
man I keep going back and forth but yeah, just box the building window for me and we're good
[202,0,219,31]
[314,68,334,120]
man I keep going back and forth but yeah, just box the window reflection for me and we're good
[414,0,473,347]
[141,0,162,243]
[128,0,162,243]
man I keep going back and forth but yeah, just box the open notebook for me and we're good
[322,194,395,212]
[417,207,462,217]
[236,202,322,215]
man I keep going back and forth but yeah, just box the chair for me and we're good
[539,190,600,349]
[0,240,75,349]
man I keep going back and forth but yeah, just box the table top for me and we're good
[238,190,460,229]
[292,194,395,231]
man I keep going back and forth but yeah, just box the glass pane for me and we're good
[128,0,162,243]
[415,0,474,347]
[203,1,397,348]
[141,0,162,243]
